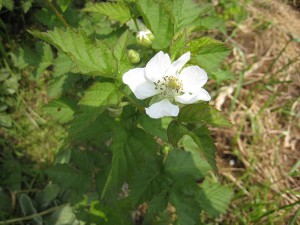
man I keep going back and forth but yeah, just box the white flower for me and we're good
[123,51,211,119]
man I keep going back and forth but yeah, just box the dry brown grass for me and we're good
[213,0,300,224]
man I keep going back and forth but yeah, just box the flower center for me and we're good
[154,75,183,98]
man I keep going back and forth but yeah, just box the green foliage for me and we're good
[179,103,233,127]
[30,29,117,77]
[69,82,122,137]
[0,0,14,11]
[137,0,174,49]
[84,2,131,24]
[0,0,235,224]
[197,179,233,217]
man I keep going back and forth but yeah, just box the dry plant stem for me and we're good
[0,204,69,224]
[45,0,70,28]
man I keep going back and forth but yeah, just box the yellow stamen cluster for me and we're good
[154,76,183,98]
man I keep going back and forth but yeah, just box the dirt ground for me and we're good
[214,0,300,223]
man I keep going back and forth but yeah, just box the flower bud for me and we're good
[136,29,154,47]
[128,49,140,64]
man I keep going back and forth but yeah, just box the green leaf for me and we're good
[144,191,168,221]
[46,164,91,192]
[101,128,158,200]
[113,30,132,80]
[165,0,202,32]
[19,194,43,225]
[167,121,217,171]
[57,0,72,12]
[137,0,174,49]
[169,27,194,61]
[209,69,233,84]
[71,149,94,174]
[165,149,202,180]
[167,120,189,147]
[129,158,165,206]
[35,183,60,209]
[187,37,230,71]
[21,0,33,13]
[84,2,131,24]
[69,82,121,137]
[179,103,232,127]
[170,191,201,225]
[29,28,117,77]
[138,114,168,142]
[0,113,12,128]
[0,0,14,11]
[44,97,76,123]
[34,41,53,79]
[0,189,12,213]
[181,135,213,175]
[196,180,233,217]
[44,205,78,225]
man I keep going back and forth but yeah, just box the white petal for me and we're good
[166,51,190,75]
[145,99,179,119]
[175,88,211,104]
[145,51,171,82]
[123,68,158,99]
[178,66,208,93]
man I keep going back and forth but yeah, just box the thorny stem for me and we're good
[0,204,69,224]
[45,0,70,28]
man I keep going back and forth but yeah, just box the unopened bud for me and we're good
[136,29,154,47]
[128,49,140,64]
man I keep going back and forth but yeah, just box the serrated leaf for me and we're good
[21,0,33,13]
[196,180,233,217]
[57,0,71,12]
[30,28,117,77]
[170,191,201,225]
[84,2,131,24]
[113,30,132,80]
[138,114,168,142]
[165,0,202,32]
[35,183,60,209]
[165,149,203,180]
[46,164,91,192]
[69,82,121,137]
[0,0,14,11]
[169,27,194,61]
[167,120,189,146]
[144,191,168,222]
[129,158,165,206]
[44,97,76,123]
[167,121,217,171]
[179,103,232,127]
[53,52,73,77]
[71,149,94,174]
[101,128,158,200]
[137,0,174,49]
[187,37,230,71]
[181,135,213,175]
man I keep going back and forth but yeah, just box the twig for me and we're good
[45,0,70,28]
[0,203,69,224]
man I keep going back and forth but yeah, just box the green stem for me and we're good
[0,204,69,224]
[45,0,70,28]
[133,18,140,31]
[121,89,144,112]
